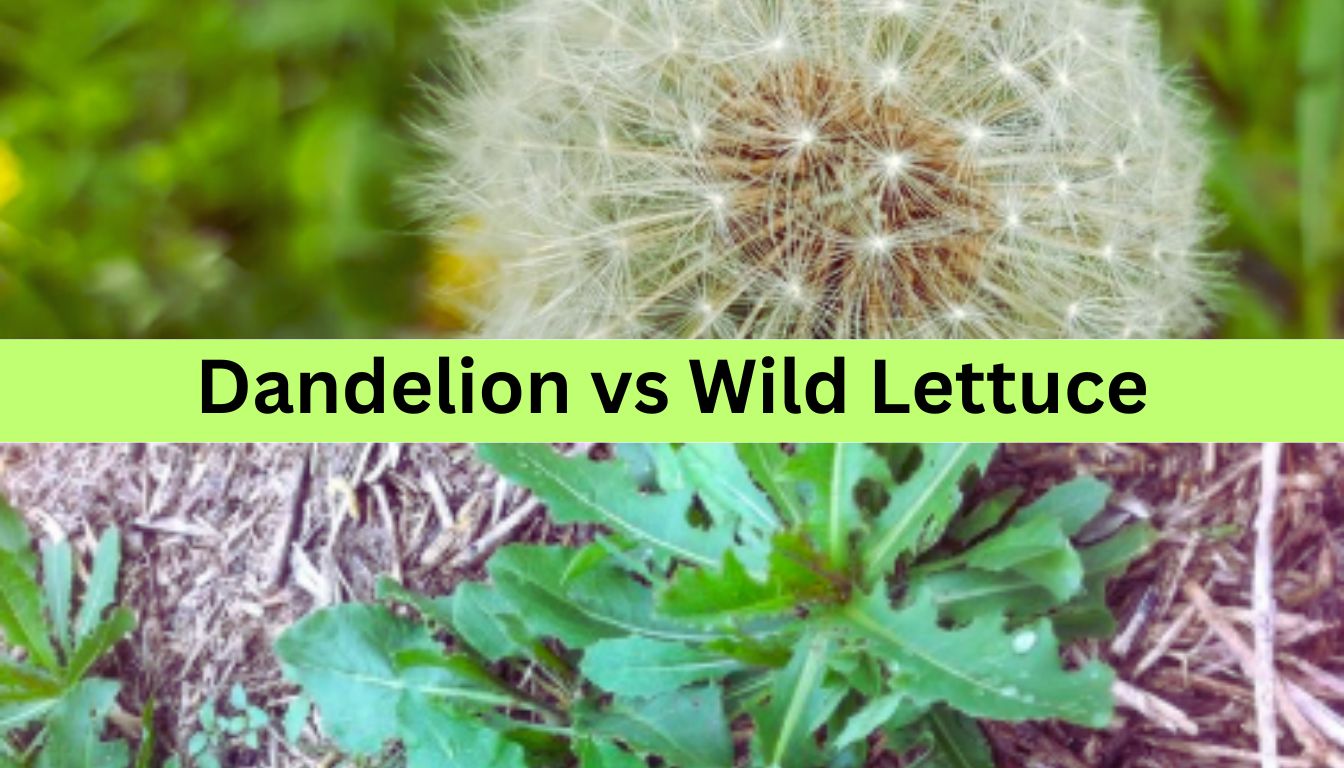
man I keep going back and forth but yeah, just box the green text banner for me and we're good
[0,340,1326,442]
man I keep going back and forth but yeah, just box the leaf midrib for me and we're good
[513,451,715,567]
[866,444,972,579]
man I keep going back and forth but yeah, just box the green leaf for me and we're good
[577,687,732,768]
[64,607,135,686]
[737,444,805,526]
[246,706,267,728]
[896,707,994,768]
[913,522,1155,628]
[41,541,74,654]
[838,591,1114,727]
[0,655,62,702]
[788,444,889,570]
[376,577,466,637]
[0,500,30,559]
[0,700,59,733]
[229,683,248,710]
[275,604,516,756]
[1080,523,1158,579]
[863,445,997,585]
[677,444,780,534]
[0,550,59,671]
[199,701,217,731]
[577,739,646,768]
[450,582,531,662]
[617,444,683,491]
[751,634,839,768]
[392,649,517,701]
[660,533,840,624]
[580,637,741,697]
[948,488,1022,545]
[35,679,130,768]
[282,695,310,744]
[659,550,793,622]
[395,698,528,768]
[134,699,157,768]
[833,694,923,751]
[1012,477,1110,537]
[962,516,1083,601]
[489,546,707,649]
[477,445,729,567]
[74,530,121,645]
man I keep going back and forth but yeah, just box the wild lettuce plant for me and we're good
[276,444,1152,767]
[0,499,138,767]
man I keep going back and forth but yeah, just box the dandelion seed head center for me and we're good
[704,62,990,327]
[428,0,1222,339]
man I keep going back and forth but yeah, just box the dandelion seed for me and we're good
[866,234,894,257]
[962,123,988,147]
[424,0,1221,339]
[880,152,908,179]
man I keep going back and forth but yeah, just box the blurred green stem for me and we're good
[1299,0,1344,337]
[1303,278,1337,338]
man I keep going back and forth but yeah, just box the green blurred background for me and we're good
[0,0,1341,338]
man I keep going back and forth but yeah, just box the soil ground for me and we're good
[1,443,1341,767]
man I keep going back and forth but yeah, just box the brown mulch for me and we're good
[0,444,534,765]
[1,443,1341,767]
[985,444,1344,768]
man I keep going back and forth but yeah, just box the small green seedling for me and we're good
[0,496,137,767]
[276,444,1154,767]
[175,684,268,768]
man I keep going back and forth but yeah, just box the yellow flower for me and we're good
[0,142,22,211]
[424,219,498,331]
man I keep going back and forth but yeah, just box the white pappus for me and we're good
[420,0,1222,339]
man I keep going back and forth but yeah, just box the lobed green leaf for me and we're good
[838,591,1114,727]
[477,445,730,568]
[581,637,741,697]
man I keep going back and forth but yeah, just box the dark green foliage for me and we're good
[1148,0,1344,337]
[172,684,269,768]
[276,444,1153,767]
[0,498,136,767]
[0,0,498,337]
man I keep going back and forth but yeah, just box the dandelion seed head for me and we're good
[424,0,1221,338]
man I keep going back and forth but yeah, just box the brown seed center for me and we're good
[704,62,991,335]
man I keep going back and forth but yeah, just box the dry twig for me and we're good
[1254,443,1283,768]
